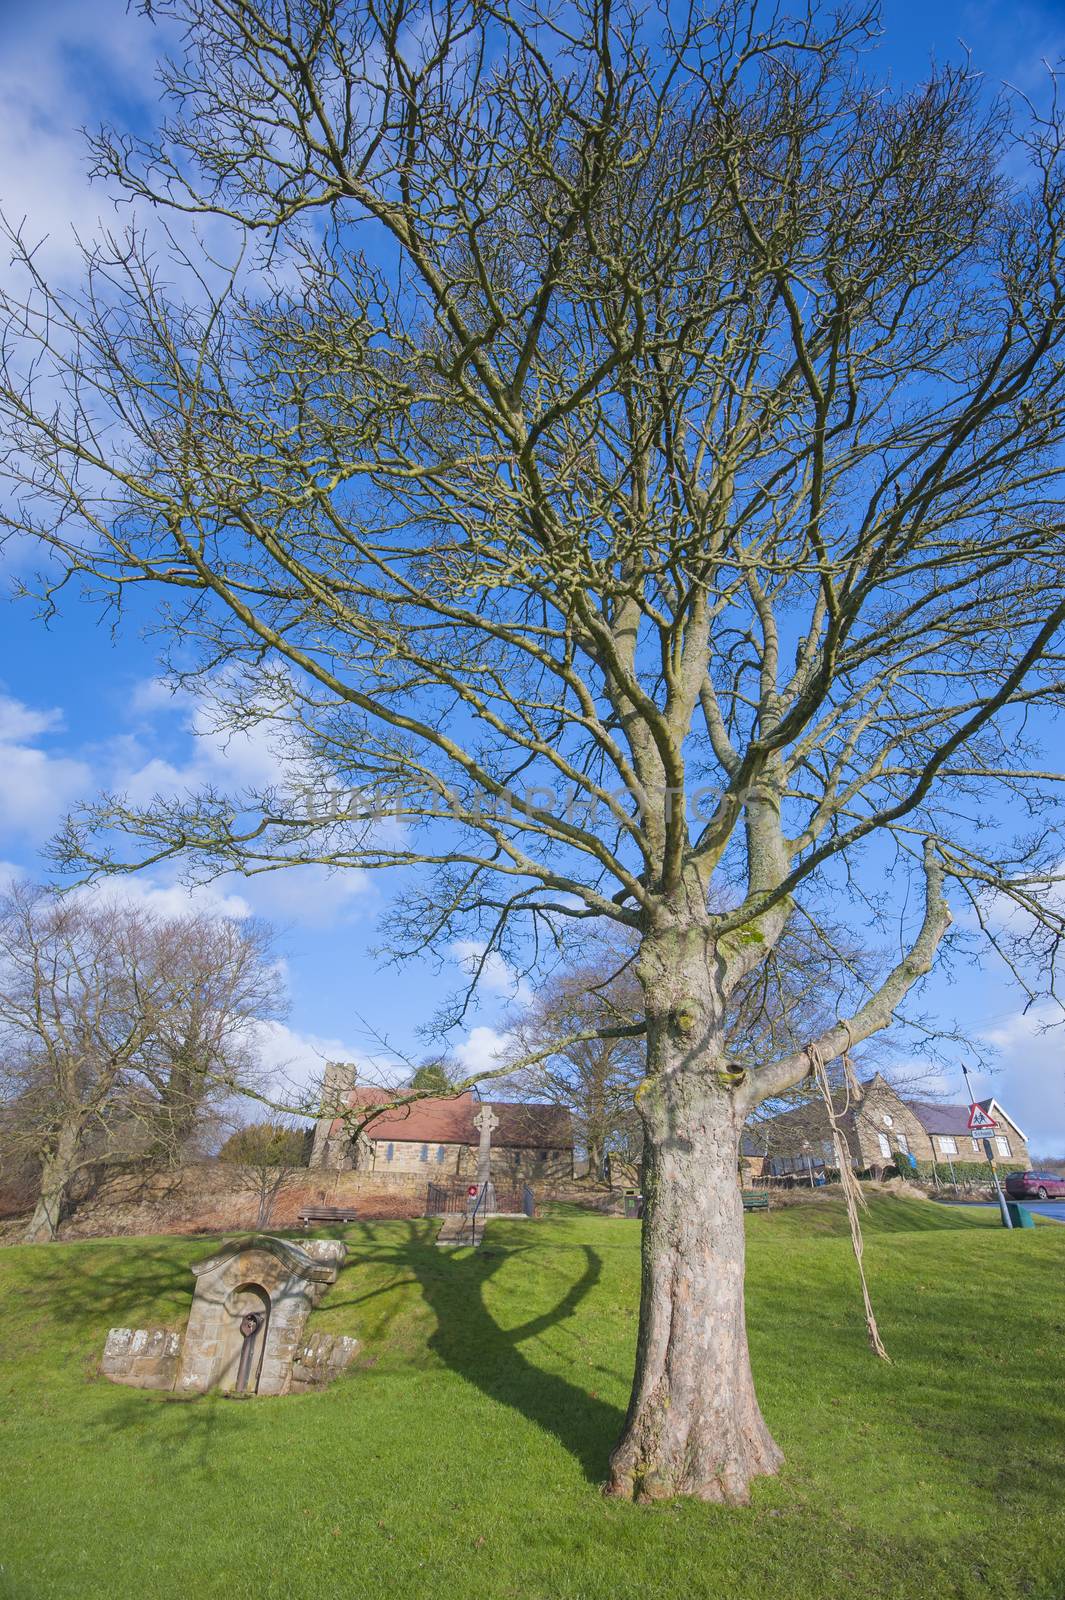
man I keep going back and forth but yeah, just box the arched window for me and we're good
[420,1143,429,1162]
[385,1143,394,1162]
[436,1145,447,1163]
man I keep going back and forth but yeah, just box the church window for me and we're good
[385,1143,394,1162]
[420,1143,429,1162]
[436,1145,446,1163]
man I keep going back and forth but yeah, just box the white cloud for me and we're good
[0,691,93,844]
[237,865,371,928]
[250,1019,407,1095]
[117,683,303,804]
[0,2,176,279]
[128,677,189,717]
[453,1024,515,1078]
[0,859,25,894]
[971,1005,1065,1151]
[74,874,254,923]
[451,939,534,1006]
[0,694,65,742]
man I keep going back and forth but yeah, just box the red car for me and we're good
[1004,1171,1065,1201]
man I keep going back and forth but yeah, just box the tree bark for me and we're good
[606,911,783,1504]
[24,1123,81,1243]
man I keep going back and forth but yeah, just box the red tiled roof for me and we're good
[329,1089,572,1149]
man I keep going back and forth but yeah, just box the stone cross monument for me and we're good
[473,1105,499,1213]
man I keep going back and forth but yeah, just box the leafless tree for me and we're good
[3,0,1065,1502]
[507,917,863,1174]
[217,1118,308,1227]
[0,883,281,1241]
[505,946,646,1178]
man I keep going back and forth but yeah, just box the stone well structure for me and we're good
[101,1235,358,1397]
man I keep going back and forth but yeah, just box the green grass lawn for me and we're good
[1,1199,1063,1600]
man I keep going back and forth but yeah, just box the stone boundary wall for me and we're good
[1,1162,609,1245]
[29,1162,434,1242]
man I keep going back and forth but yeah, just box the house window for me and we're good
[937,1136,957,1156]
[420,1143,429,1163]
[385,1143,394,1162]
[996,1136,1011,1158]
[877,1134,891,1159]
[971,1137,983,1153]
[538,1150,548,1163]
[895,1133,910,1155]
[436,1145,447,1163]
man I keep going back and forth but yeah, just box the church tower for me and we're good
[308,1060,359,1169]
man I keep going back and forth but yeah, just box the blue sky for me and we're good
[1,0,1064,1144]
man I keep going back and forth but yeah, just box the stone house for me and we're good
[308,1066,573,1181]
[748,1073,1031,1175]
[907,1095,1030,1169]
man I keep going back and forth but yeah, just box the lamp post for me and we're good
[961,1065,1012,1230]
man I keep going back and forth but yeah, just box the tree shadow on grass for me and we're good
[409,1228,624,1482]
[323,1221,625,1482]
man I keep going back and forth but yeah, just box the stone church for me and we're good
[308,1063,573,1181]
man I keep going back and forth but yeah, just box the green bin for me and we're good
[1006,1201,1036,1228]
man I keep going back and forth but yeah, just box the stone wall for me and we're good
[10,1158,569,1243]
[30,1162,431,1242]
[314,1136,573,1183]
[101,1327,182,1390]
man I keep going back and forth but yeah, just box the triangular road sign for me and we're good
[968,1103,997,1133]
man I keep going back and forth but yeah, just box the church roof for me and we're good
[329,1088,572,1149]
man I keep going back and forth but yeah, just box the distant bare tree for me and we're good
[0,883,281,1241]
[218,1118,308,1227]
[5,0,1065,1502]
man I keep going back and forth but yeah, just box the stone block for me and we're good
[289,1331,360,1391]
[102,1326,182,1390]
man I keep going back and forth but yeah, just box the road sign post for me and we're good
[962,1066,1011,1229]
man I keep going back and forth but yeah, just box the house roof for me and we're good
[909,1097,1028,1145]
[747,1080,1030,1151]
[329,1088,573,1149]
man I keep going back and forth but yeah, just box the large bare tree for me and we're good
[0,884,280,1241]
[2,0,1065,1502]
[507,917,870,1175]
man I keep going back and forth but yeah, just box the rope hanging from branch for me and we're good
[807,1042,891,1362]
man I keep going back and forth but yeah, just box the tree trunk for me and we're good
[24,1124,80,1243]
[606,911,783,1504]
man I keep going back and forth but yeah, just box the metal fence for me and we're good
[426,1180,533,1215]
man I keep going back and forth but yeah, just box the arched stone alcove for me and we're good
[174,1236,346,1396]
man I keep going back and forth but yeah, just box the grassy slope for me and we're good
[0,1200,1063,1600]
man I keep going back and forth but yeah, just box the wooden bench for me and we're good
[741,1190,770,1212]
[296,1205,359,1229]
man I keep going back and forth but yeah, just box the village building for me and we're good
[308,1064,573,1181]
[745,1072,1031,1178]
